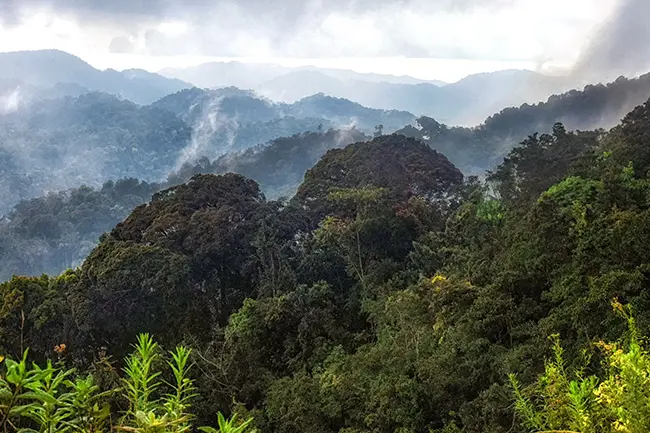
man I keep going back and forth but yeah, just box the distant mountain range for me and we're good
[150,87,415,161]
[160,61,447,89]
[161,61,576,125]
[0,83,414,214]
[4,48,650,214]
[396,72,650,174]
[0,50,192,105]
[0,49,584,126]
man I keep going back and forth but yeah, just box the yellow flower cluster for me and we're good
[431,274,447,286]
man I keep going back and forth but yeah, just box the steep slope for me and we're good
[482,74,650,137]
[0,50,192,104]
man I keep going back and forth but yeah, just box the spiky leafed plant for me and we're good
[0,350,112,433]
[198,412,254,433]
[119,335,199,433]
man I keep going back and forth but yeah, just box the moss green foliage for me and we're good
[168,128,369,200]
[5,97,650,433]
[294,134,463,220]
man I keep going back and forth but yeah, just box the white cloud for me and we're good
[0,0,624,81]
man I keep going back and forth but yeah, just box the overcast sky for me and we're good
[0,0,646,82]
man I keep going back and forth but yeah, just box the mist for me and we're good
[0,88,21,114]
[175,95,241,169]
[573,0,650,83]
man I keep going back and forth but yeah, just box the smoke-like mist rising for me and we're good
[176,95,241,169]
[0,88,21,114]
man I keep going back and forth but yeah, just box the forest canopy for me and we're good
[5,94,650,433]
[6,51,650,433]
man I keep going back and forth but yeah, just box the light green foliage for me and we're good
[198,413,254,433]
[120,335,200,433]
[0,350,112,433]
[511,303,650,433]
[122,334,163,418]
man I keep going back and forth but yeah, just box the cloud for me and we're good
[0,0,523,49]
[573,0,650,81]
[0,0,618,68]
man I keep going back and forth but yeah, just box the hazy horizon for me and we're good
[0,48,553,84]
[1,0,648,84]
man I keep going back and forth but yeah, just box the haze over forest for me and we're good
[2,1,650,433]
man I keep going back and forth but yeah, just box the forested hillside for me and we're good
[0,126,367,278]
[169,128,369,199]
[0,86,410,215]
[0,179,158,281]
[0,92,190,214]
[399,72,650,174]
[4,69,650,279]
[4,62,648,219]
[5,96,650,432]
[151,87,414,159]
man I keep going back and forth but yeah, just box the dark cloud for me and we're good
[573,0,650,81]
[0,0,510,26]
[1,0,175,20]
[0,1,21,25]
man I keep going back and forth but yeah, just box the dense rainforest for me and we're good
[0,128,368,279]
[4,93,650,432]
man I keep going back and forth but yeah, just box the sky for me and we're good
[0,0,644,83]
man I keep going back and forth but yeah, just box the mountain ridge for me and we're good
[0,49,193,105]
